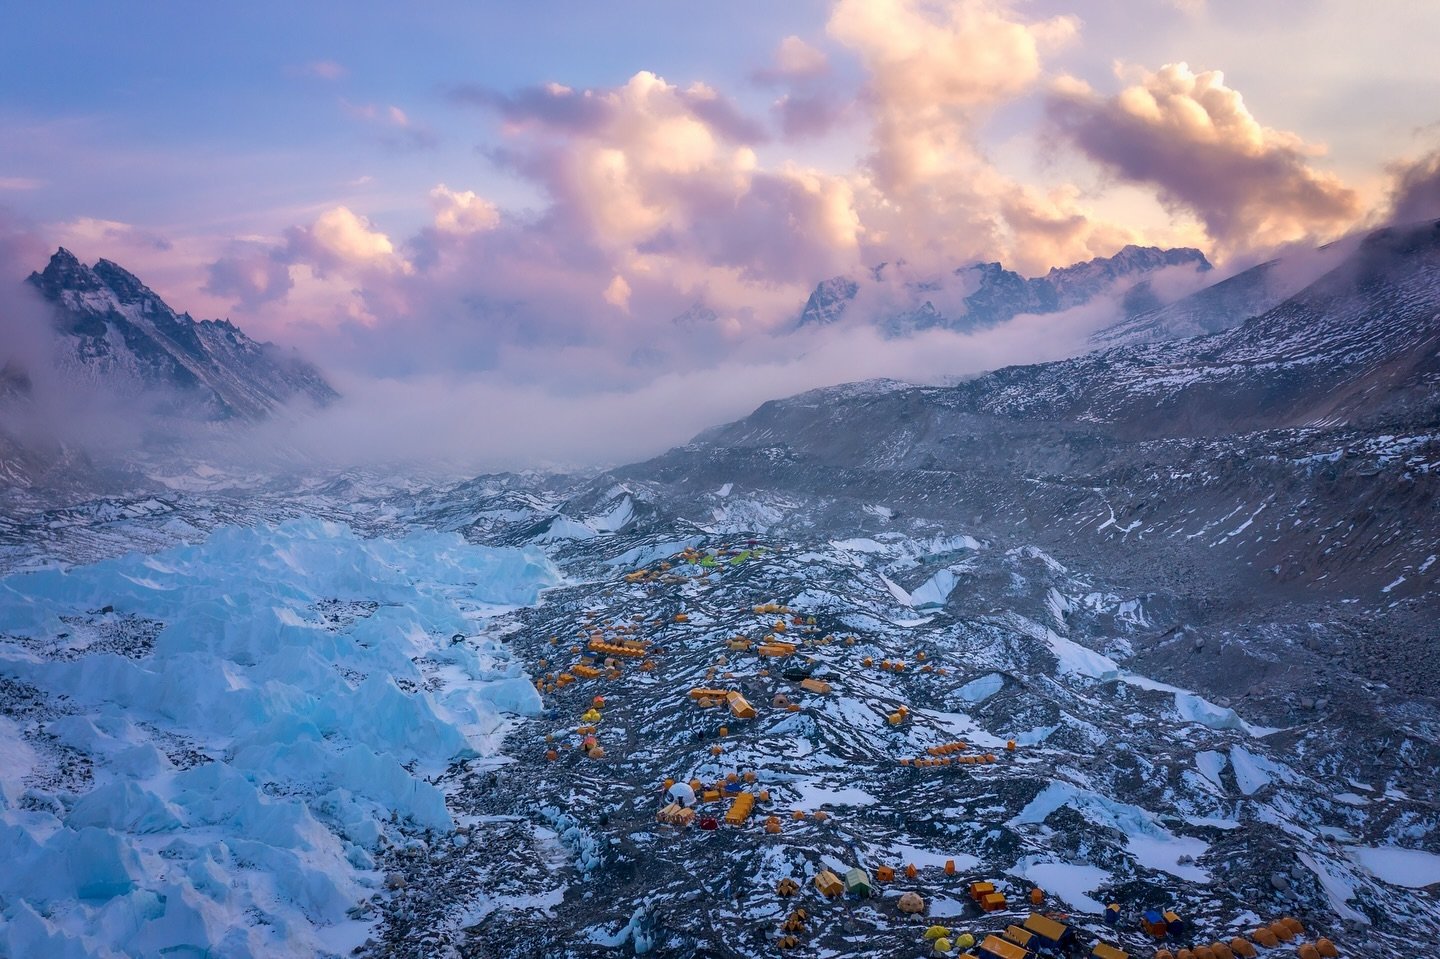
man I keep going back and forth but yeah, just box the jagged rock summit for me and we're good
[25,248,337,420]
[793,244,1211,335]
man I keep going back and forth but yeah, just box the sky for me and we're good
[3,0,1440,468]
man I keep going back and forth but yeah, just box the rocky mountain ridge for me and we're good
[793,245,1211,336]
[24,248,337,420]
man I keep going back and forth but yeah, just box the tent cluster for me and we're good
[1142,909,1189,939]
[923,926,976,956]
[687,687,766,719]
[540,693,618,761]
[654,770,775,833]
[913,912,1080,958]
[898,741,1007,767]
[623,562,682,584]
[777,906,808,949]
[903,753,999,767]
[1139,912,1337,959]
[679,544,769,569]
[967,881,1008,913]
[533,610,663,695]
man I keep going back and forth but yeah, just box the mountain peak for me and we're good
[20,250,339,419]
[27,247,105,297]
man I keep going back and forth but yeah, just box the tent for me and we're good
[814,870,844,897]
[897,891,925,914]
[845,867,872,897]
[1024,913,1074,948]
[976,935,1030,959]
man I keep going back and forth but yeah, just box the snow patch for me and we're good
[957,673,1004,703]
[1347,845,1440,888]
[1011,782,1209,881]
[1013,857,1110,913]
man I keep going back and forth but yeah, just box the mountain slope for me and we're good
[625,218,1440,697]
[25,248,337,420]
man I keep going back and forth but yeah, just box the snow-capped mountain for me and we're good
[793,245,1211,335]
[25,248,337,420]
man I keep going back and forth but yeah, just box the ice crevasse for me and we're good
[0,519,561,957]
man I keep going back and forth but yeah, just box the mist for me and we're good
[232,294,1126,475]
[0,204,1413,487]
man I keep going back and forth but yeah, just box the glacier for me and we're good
[0,519,560,958]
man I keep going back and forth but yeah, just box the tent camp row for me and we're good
[1147,915,1340,959]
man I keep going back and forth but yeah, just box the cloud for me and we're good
[1385,149,1440,225]
[467,69,857,293]
[819,0,1133,275]
[830,0,1077,194]
[0,209,53,373]
[0,177,44,191]
[603,275,632,311]
[773,92,850,141]
[341,99,437,150]
[284,206,410,276]
[455,74,767,144]
[302,60,347,81]
[752,34,849,141]
[200,12,1159,371]
[429,184,500,235]
[54,217,172,252]
[753,35,831,84]
[204,244,293,309]
[1046,63,1363,252]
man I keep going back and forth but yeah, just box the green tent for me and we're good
[698,555,717,567]
[845,867,872,897]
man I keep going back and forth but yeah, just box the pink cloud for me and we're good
[340,99,437,150]
[1046,63,1363,252]
[304,60,347,81]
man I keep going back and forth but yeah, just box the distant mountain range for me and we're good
[24,248,337,420]
[791,244,1212,336]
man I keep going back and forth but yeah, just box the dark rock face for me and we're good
[24,248,338,420]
